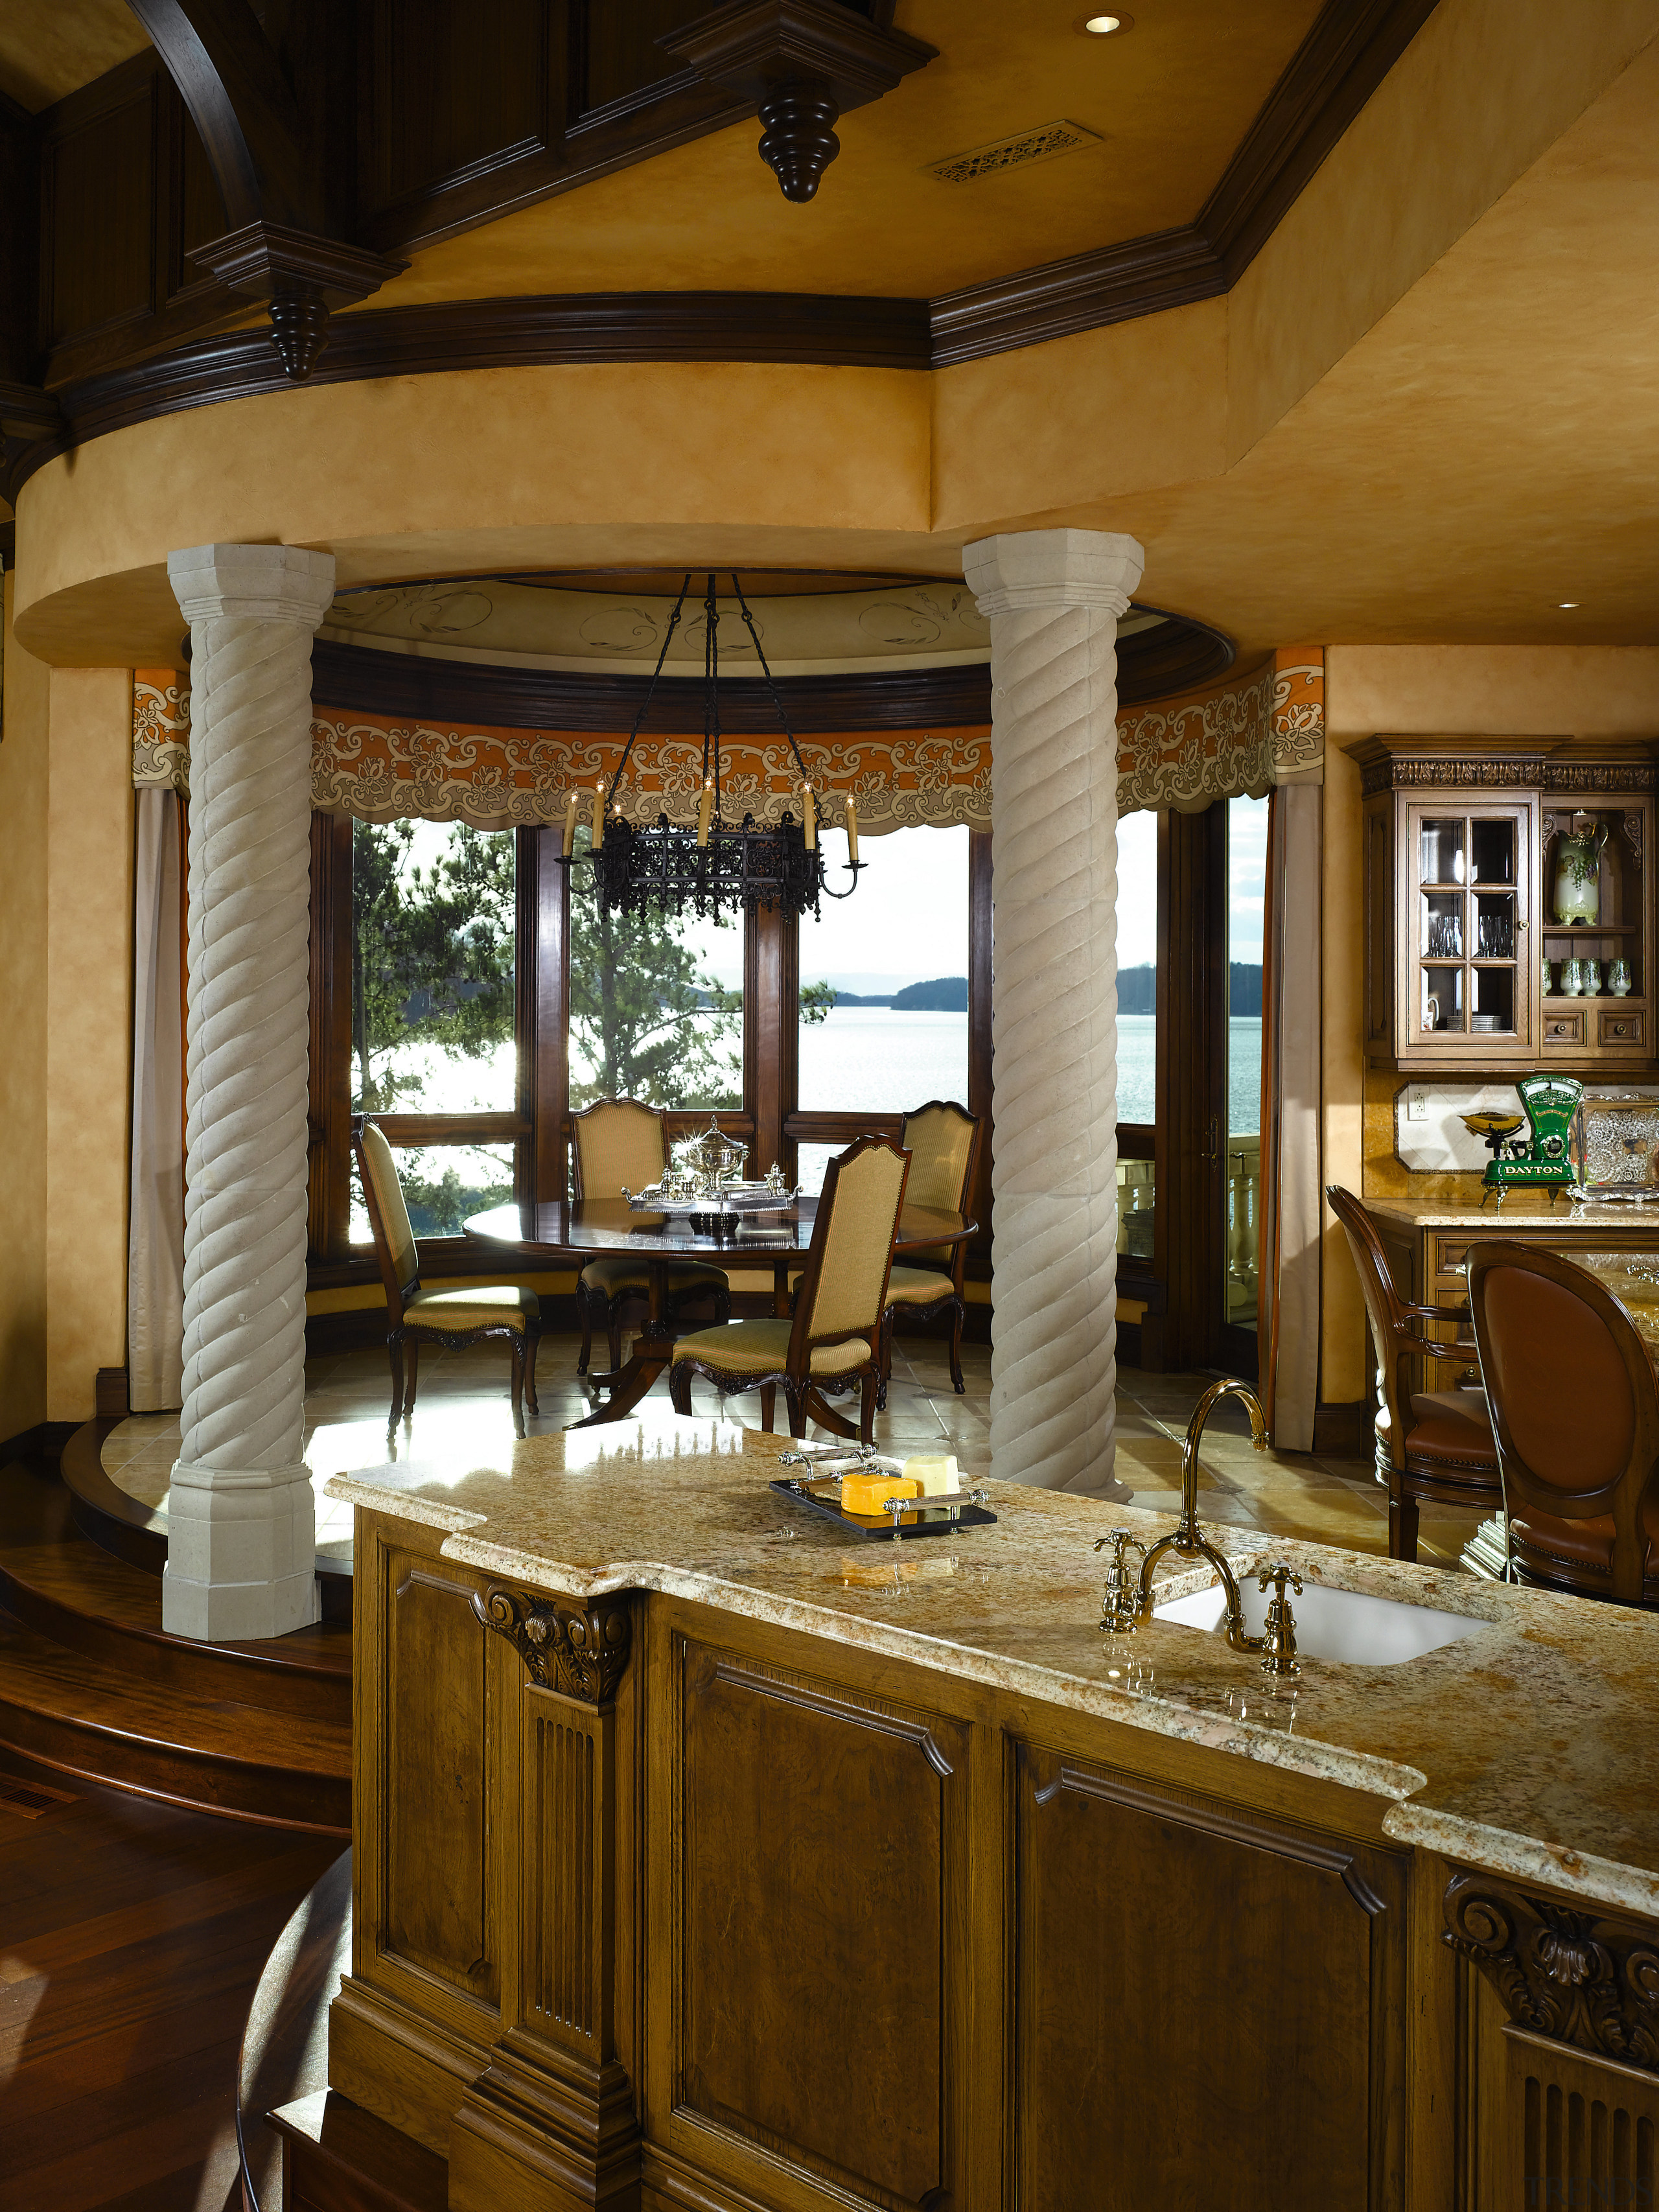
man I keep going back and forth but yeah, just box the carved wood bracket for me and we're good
[472,1585,632,1705]
[1443,1872,1659,2076]
[663,0,935,202]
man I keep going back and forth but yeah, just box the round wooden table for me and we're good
[465,1197,977,1429]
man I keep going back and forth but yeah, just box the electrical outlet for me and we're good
[1406,1086,1429,1123]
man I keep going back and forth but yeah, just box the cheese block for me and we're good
[903,1453,959,1496]
[841,1472,919,1517]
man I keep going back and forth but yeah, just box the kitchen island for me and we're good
[300,1417,1659,2212]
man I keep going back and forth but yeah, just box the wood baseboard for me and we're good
[0,1421,78,1470]
[1312,1401,1371,1458]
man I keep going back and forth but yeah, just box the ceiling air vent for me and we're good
[927,120,1103,185]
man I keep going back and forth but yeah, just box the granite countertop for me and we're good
[325,1419,1659,1918]
[1366,1194,1659,1231]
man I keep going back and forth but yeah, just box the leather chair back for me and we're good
[1468,1242,1659,1605]
[1325,1184,1419,1469]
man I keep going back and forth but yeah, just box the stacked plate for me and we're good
[1471,1014,1503,1032]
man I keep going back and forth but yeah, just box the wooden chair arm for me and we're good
[1402,1298,1470,1326]
[1399,1331,1479,1362]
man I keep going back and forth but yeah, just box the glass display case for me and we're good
[1350,737,1658,1073]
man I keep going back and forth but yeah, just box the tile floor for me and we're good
[101,1331,1484,1573]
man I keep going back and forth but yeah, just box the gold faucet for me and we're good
[1094,1377,1302,1673]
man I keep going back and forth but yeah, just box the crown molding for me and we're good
[12,0,1441,489]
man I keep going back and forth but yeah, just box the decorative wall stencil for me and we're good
[132,647,1325,832]
[1116,650,1324,815]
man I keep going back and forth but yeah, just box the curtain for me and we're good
[1259,782,1323,1450]
[127,786,186,1411]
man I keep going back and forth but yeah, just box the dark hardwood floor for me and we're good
[0,1747,340,2212]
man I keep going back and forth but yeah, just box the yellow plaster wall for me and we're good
[1227,0,1659,463]
[1325,645,1659,738]
[0,577,50,1440]
[45,668,133,1423]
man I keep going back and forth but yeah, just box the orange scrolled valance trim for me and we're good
[133,648,1322,828]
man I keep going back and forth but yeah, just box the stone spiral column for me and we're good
[964,530,1144,1496]
[164,543,336,1640]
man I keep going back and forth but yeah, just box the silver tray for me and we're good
[1568,1183,1659,1205]
[625,1181,797,1216]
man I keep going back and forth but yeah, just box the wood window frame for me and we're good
[306,815,990,1291]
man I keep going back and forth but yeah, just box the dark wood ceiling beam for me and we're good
[127,0,405,381]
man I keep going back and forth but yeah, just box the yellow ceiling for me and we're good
[0,0,149,114]
[367,0,1326,309]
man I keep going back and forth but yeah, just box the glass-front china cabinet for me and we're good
[1349,737,1658,1073]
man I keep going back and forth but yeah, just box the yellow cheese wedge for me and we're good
[841,1472,919,1517]
[903,1453,959,1496]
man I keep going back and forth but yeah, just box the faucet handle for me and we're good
[1256,1561,1303,1677]
[1094,1528,1148,1635]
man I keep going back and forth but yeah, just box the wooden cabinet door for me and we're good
[1400,797,1535,1063]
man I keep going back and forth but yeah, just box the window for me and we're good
[795,823,970,1194]
[1115,806,1159,1271]
[1224,795,1269,1331]
[347,819,522,1242]
[565,828,742,1112]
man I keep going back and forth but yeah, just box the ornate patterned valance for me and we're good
[1117,649,1325,815]
[134,646,1324,827]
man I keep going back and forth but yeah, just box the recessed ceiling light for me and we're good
[1558,601,1581,609]
[1080,13,1133,34]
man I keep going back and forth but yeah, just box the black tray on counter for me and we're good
[769,1476,997,1542]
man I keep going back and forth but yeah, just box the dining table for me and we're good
[465,1196,977,1430]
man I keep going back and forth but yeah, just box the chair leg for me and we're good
[669,1362,693,1417]
[859,1371,876,1446]
[715,1282,732,1325]
[609,1310,624,1374]
[1389,1483,1420,1564]
[577,1286,592,1376]
[760,1383,776,1434]
[876,1309,892,1413]
[387,1335,405,1428]
[787,1385,807,1439]
[404,1334,421,1419]
[510,1340,526,1437]
[948,1299,966,1395]
[525,1325,540,1416]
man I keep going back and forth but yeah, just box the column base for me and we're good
[162,1457,320,1640]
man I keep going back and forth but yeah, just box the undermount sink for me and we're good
[1154,1576,1488,1666]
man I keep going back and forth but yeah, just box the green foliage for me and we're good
[351,821,516,1112]
[800,979,837,1025]
[399,1151,515,1237]
[568,832,742,1108]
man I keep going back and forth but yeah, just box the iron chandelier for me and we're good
[556,572,863,922]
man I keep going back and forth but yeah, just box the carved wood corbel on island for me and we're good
[298,1419,1659,2211]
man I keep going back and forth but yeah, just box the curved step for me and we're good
[0,1460,351,1725]
[61,1419,354,1624]
[238,1849,354,2211]
[0,1608,350,1833]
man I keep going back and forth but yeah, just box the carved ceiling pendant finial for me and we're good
[757,79,841,202]
[268,290,331,383]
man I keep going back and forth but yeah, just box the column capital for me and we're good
[168,542,336,629]
[963,528,1145,620]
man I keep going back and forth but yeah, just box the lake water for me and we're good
[1118,1014,1264,1135]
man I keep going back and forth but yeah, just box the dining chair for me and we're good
[877,1099,981,1406]
[353,1116,542,1434]
[1467,1242,1659,1606]
[1325,1184,1501,1561]
[669,1134,910,1443]
[570,1098,730,1377]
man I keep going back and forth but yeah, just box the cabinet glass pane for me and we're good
[1421,965,1463,1032]
[1471,967,1515,1034]
[1473,892,1516,960]
[1470,819,1516,887]
[1420,818,1465,885]
[1422,891,1463,959]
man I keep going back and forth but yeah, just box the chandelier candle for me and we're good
[563,791,579,857]
[846,793,860,865]
[804,786,816,850]
[591,784,605,849]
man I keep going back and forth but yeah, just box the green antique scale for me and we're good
[1466,1074,1584,1208]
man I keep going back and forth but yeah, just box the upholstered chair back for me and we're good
[800,1138,909,1343]
[899,1101,978,1268]
[573,1100,666,1198]
[358,1120,419,1296]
